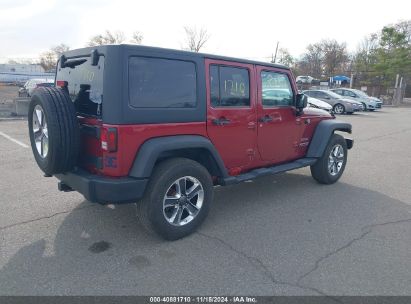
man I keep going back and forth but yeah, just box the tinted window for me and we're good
[129,57,197,108]
[261,71,293,106]
[210,65,250,107]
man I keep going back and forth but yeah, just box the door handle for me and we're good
[259,115,273,123]
[212,117,231,126]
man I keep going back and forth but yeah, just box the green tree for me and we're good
[373,25,411,86]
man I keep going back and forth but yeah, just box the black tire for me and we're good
[362,102,367,111]
[28,87,80,176]
[137,158,213,241]
[310,134,347,184]
[333,103,345,115]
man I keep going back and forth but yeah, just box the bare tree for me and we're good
[298,43,324,78]
[52,44,70,57]
[183,26,210,52]
[39,51,57,71]
[321,39,349,76]
[276,48,294,67]
[87,30,126,46]
[39,43,70,71]
[130,31,143,44]
[353,34,379,82]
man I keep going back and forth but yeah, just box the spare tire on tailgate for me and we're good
[28,87,80,176]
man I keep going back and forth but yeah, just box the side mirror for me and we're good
[296,93,307,114]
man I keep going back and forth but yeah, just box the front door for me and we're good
[205,59,257,172]
[256,66,302,163]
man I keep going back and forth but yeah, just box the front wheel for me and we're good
[333,104,345,115]
[310,134,347,184]
[137,158,213,240]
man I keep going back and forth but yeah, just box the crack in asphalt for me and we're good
[0,205,96,231]
[296,217,411,285]
[198,217,411,301]
[360,128,411,142]
[196,231,341,302]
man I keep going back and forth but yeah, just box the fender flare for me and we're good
[306,119,352,158]
[129,135,228,178]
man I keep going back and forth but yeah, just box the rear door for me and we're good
[56,54,105,174]
[256,66,302,163]
[205,59,257,172]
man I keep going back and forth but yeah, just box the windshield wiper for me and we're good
[62,59,87,69]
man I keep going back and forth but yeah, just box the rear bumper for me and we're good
[55,169,148,204]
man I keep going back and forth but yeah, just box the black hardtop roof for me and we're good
[62,44,290,70]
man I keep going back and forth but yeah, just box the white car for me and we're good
[22,78,54,97]
[296,76,314,84]
[306,96,333,112]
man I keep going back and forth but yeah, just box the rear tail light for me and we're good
[56,80,68,88]
[100,127,117,152]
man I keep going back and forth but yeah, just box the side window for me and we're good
[344,90,356,97]
[210,65,220,107]
[317,92,328,99]
[129,57,197,108]
[261,71,293,107]
[334,89,343,95]
[209,65,250,107]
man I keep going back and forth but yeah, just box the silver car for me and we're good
[303,90,363,114]
[330,88,380,111]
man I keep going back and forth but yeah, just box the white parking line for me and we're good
[0,131,29,148]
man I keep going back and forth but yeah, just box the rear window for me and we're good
[128,57,197,108]
[56,55,104,117]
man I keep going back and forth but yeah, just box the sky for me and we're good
[0,0,410,63]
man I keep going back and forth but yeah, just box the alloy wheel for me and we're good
[32,105,49,158]
[328,144,344,176]
[334,104,344,114]
[162,176,204,226]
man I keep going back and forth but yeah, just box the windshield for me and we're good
[353,89,368,97]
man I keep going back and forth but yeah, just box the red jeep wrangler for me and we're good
[28,45,353,240]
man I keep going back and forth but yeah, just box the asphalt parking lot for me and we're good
[1,108,411,296]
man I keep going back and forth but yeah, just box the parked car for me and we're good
[28,45,353,240]
[296,76,320,85]
[330,88,380,111]
[303,90,363,114]
[19,79,54,97]
[306,96,333,112]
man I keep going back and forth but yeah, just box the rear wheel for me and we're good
[362,102,367,111]
[310,134,347,184]
[28,87,80,176]
[333,104,345,114]
[137,158,213,240]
